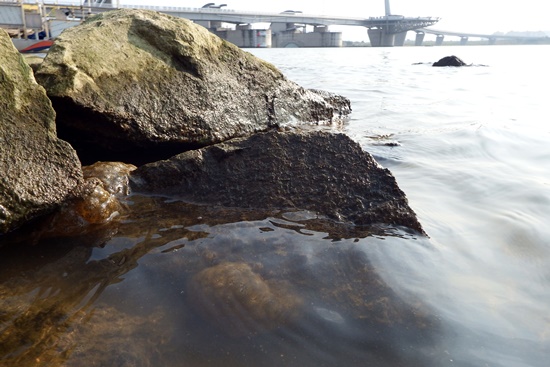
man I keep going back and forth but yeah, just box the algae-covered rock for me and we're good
[188,262,303,337]
[130,129,425,233]
[35,9,351,164]
[0,30,83,235]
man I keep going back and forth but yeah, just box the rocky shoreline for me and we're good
[1,8,424,238]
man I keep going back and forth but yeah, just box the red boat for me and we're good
[15,39,54,53]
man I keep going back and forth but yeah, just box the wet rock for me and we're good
[432,55,468,67]
[130,129,425,234]
[0,30,83,235]
[82,161,137,196]
[54,178,123,227]
[35,9,351,165]
[33,162,136,238]
[2,162,137,241]
[65,162,136,225]
[188,262,303,337]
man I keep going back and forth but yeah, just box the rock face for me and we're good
[130,130,424,233]
[35,9,351,165]
[0,30,83,235]
[432,55,468,67]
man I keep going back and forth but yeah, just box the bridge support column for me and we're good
[195,20,211,28]
[394,31,407,46]
[210,21,222,30]
[368,28,394,47]
[415,31,425,46]
[488,37,496,45]
[314,25,329,33]
[460,36,468,45]
[214,28,272,48]
[435,34,444,46]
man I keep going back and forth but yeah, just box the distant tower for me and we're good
[384,0,391,16]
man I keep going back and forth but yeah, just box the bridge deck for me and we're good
[421,27,548,40]
[2,0,438,30]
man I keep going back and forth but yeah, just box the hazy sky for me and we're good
[129,0,550,40]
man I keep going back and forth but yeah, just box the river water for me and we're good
[1,45,549,366]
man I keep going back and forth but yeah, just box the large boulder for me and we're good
[130,130,425,234]
[0,30,83,235]
[35,9,351,165]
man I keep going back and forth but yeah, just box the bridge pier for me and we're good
[213,28,272,48]
[269,24,342,47]
[394,31,407,46]
[488,37,497,45]
[460,36,468,45]
[435,34,444,46]
[366,29,408,47]
[367,27,409,47]
[415,31,425,46]
[368,28,394,47]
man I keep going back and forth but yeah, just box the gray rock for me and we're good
[0,30,83,235]
[130,130,425,234]
[35,9,351,165]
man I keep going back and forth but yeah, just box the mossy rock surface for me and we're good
[36,9,351,164]
[0,30,83,235]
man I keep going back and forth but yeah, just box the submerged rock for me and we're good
[130,129,425,234]
[35,9,351,165]
[0,243,170,367]
[188,262,303,337]
[0,30,83,235]
[432,55,468,67]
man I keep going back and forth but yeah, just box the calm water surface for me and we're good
[1,45,549,366]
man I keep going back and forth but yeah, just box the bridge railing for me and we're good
[120,5,240,13]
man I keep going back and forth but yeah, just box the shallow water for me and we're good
[2,45,550,366]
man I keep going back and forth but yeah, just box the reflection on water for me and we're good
[1,195,441,367]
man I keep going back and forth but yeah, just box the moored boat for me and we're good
[12,38,53,52]
[1,0,83,52]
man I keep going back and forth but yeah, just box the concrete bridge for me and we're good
[1,0,439,47]
[414,28,549,46]
[88,0,439,47]
[4,0,547,48]
[118,4,439,47]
